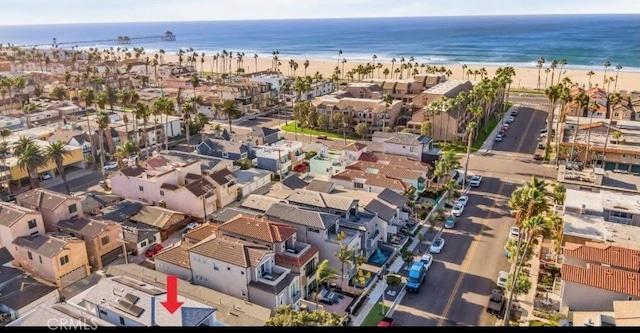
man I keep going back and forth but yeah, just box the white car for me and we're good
[420,254,433,271]
[539,132,548,138]
[505,116,515,124]
[184,222,201,233]
[497,271,509,288]
[247,114,258,120]
[103,162,118,171]
[42,173,52,180]
[509,227,520,240]
[495,134,503,142]
[457,195,469,207]
[430,238,445,254]
[469,175,482,187]
[452,204,464,217]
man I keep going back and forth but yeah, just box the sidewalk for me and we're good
[478,107,515,153]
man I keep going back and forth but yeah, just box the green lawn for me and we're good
[361,302,390,327]
[280,121,360,140]
[471,117,500,151]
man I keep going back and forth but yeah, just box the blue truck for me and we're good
[406,261,427,293]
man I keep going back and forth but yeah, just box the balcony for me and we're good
[326,229,360,247]
[278,160,292,172]
[292,152,305,162]
[258,265,290,286]
[283,241,311,258]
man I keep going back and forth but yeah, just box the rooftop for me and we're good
[562,212,640,250]
[0,201,39,227]
[563,242,640,271]
[183,223,218,244]
[13,234,71,258]
[266,203,339,230]
[234,168,272,186]
[57,217,114,238]
[189,236,271,268]
[0,274,57,311]
[240,194,282,213]
[284,189,356,212]
[105,264,272,326]
[218,214,296,244]
[565,188,640,214]
[129,205,185,229]
[561,263,640,297]
[423,79,473,96]
[16,188,78,211]
[8,303,114,327]
[154,245,191,269]
[613,300,640,326]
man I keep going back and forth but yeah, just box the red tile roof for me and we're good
[564,242,640,272]
[332,169,410,191]
[275,245,319,268]
[358,152,431,171]
[343,143,367,152]
[219,215,296,243]
[561,263,640,297]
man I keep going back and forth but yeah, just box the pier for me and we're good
[17,31,176,48]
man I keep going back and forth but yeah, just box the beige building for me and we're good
[12,234,90,288]
[0,202,45,260]
[129,205,189,241]
[56,217,124,271]
[15,188,83,232]
[208,168,240,210]
[312,96,403,135]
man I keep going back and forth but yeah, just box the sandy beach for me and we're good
[161,54,639,92]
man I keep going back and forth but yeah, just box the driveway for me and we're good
[392,105,555,326]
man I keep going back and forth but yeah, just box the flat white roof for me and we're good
[566,188,640,214]
[562,212,640,250]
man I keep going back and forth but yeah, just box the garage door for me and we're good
[100,247,123,268]
[59,266,88,288]
[631,165,640,174]
[604,162,616,171]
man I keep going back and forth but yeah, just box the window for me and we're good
[119,317,125,325]
[99,309,107,316]
[60,255,69,266]
[68,204,78,214]
[28,251,33,260]
[101,236,110,246]
[160,190,165,196]
[308,228,320,233]
[615,112,620,117]
[28,219,38,229]
[610,210,633,220]
[141,240,147,247]
[354,182,364,189]
[222,152,229,158]
[139,186,144,191]
[410,146,416,153]
[241,291,246,297]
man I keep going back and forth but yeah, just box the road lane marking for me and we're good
[437,182,506,326]
[515,109,539,153]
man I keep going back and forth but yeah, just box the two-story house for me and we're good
[560,242,640,312]
[129,205,189,241]
[56,217,124,271]
[12,234,90,288]
[208,168,240,209]
[371,131,438,164]
[109,154,217,219]
[16,188,84,232]
[0,202,45,260]
[255,140,305,176]
[196,136,254,162]
[265,203,361,275]
[188,236,299,312]
[217,214,320,301]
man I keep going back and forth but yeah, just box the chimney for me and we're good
[150,296,157,327]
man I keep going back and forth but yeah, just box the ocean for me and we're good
[1,14,639,71]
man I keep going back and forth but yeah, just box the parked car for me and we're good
[445,217,457,229]
[511,109,518,116]
[452,204,464,217]
[42,173,52,180]
[430,238,445,254]
[539,132,547,138]
[377,317,396,327]
[184,222,201,233]
[469,175,482,187]
[501,124,510,131]
[103,161,118,170]
[420,254,433,271]
[505,116,515,124]
[487,289,506,317]
[457,195,469,207]
[145,243,164,257]
[537,142,545,149]
[509,227,520,240]
[495,134,503,142]
[498,129,506,137]
[533,154,543,161]
[0,194,16,202]
[496,271,509,288]
[247,114,258,120]
[294,163,308,172]
[317,135,328,140]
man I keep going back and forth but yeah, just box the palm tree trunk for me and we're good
[185,114,191,152]
[544,101,556,159]
[228,119,233,133]
[502,232,525,326]
[28,167,40,189]
[463,129,474,188]
[155,119,160,152]
[59,164,71,194]
[99,130,106,181]
[143,121,149,159]
[584,112,596,164]
[570,114,581,161]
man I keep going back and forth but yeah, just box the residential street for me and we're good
[392,104,555,326]
[42,169,104,194]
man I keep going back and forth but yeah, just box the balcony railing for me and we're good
[283,242,311,258]
[258,265,291,286]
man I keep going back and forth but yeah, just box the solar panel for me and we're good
[123,293,140,304]
[111,277,164,296]
[115,299,145,317]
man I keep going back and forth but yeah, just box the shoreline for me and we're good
[160,54,639,92]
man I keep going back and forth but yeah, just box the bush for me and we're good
[419,211,427,220]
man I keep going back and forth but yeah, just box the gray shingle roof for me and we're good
[13,234,67,258]
[281,175,308,190]
[0,266,22,283]
[364,199,396,222]
[266,203,339,230]
[81,192,123,215]
[378,188,407,208]
[241,194,282,213]
[97,200,144,222]
[129,206,184,229]
[285,189,355,211]
[214,207,254,223]
[57,217,109,237]
[305,180,335,193]
[0,274,57,311]
[0,202,38,227]
[209,168,237,186]
[0,246,14,265]
[16,188,77,211]
[181,307,217,326]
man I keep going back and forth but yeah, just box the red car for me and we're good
[501,124,510,131]
[294,163,308,172]
[145,243,164,257]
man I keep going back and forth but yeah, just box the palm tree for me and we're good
[188,74,200,151]
[115,140,139,169]
[557,59,567,84]
[334,245,354,289]
[0,141,10,194]
[586,71,595,88]
[613,64,622,92]
[314,259,339,309]
[570,91,589,162]
[219,100,240,133]
[13,140,47,189]
[543,84,561,159]
[536,57,545,90]
[46,142,72,194]
[602,61,611,89]
[96,111,111,181]
[22,103,37,129]
[79,88,97,168]
[549,60,558,86]
[462,122,477,188]
[584,101,600,164]
[602,92,622,165]
[152,97,174,152]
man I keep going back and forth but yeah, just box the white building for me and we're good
[249,73,286,94]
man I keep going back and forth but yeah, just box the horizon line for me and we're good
[1,12,638,27]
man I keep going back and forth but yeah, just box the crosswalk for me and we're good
[517,102,549,107]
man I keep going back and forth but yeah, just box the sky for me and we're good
[2,0,640,25]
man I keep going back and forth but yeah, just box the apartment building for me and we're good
[13,234,90,288]
[109,153,217,219]
[16,188,84,232]
[311,96,403,134]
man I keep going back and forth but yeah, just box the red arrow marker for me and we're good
[161,275,184,314]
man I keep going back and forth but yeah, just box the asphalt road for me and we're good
[392,105,553,327]
[43,170,104,194]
